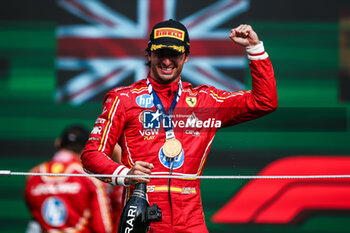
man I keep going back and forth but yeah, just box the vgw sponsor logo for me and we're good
[139,129,159,141]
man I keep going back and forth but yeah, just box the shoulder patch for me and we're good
[131,86,148,94]
[111,79,147,95]
[185,96,197,107]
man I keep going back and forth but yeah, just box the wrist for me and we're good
[112,165,130,186]
[246,41,268,60]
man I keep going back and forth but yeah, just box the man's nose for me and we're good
[161,58,172,66]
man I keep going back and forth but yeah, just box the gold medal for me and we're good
[162,138,182,158]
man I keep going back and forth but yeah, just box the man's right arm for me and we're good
[81,91,130,186]
[81,91,154,186]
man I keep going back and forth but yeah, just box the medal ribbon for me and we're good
[146,77,182,222]
[146,78,182,140]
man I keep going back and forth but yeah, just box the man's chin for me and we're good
[157,72,174,80]
[156,75,179,84]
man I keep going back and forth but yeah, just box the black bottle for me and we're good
[118,183,162,233]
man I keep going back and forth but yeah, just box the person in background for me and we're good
[25,125,113,233]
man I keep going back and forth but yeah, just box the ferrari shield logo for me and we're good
[186,97,197,107]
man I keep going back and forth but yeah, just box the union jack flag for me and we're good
[56,0,249,104]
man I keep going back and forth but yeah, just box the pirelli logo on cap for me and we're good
[154,27,185,41]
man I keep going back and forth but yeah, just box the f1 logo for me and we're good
[212,156,350,224]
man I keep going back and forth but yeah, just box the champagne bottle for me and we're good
[118,183,162,233]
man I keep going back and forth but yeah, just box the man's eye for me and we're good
[170,52,181,57]
[154,50,181,58]
[154,52,164,57]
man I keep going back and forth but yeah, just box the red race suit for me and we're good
[25,151,113,233]
[81,42,277,233]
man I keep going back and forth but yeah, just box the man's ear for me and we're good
[184,54,189,63]
[146,52,151,61]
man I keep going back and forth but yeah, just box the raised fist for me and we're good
[229,24,260,47]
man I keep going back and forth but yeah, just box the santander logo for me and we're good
[212,156,350,224]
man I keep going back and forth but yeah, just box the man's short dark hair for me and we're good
[59,125,89,154]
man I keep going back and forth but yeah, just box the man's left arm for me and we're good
[217,24,277,126]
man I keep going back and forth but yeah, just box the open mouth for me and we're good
[160,66,175,74]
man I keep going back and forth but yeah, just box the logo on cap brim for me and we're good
[150,44,185,53]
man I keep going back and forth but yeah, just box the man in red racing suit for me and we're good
[25,125,113,233]
[81,21,277,233]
